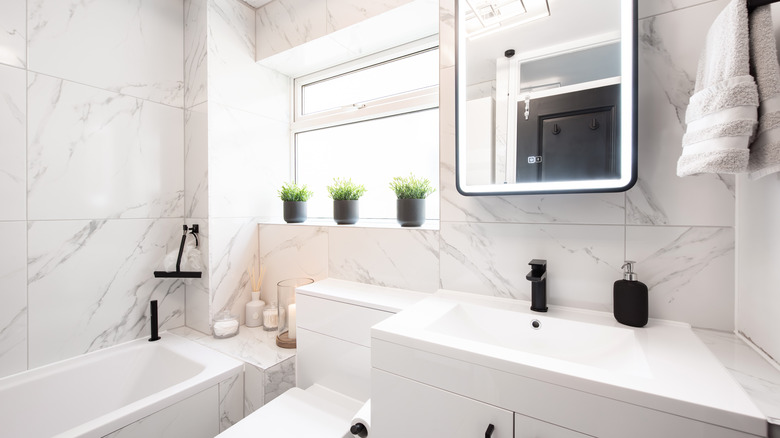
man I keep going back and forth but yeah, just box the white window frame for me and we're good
[292,36,440,135]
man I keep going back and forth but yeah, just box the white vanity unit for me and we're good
[371,291,767,438]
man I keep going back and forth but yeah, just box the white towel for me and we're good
[748,5,780,179]
[678,0,759,177]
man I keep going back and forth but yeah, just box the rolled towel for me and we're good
[748,5,780,179]
[678,0,759,177]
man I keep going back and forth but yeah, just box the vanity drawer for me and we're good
[372,368,513,438]
[515,413,593,437]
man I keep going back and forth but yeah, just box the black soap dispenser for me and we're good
[613,261,648,327]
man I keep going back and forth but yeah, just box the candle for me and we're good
[288,303,297,340]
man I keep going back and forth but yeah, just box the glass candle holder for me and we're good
[276,277,313,348]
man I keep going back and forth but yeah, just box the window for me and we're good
[293,39,440,221]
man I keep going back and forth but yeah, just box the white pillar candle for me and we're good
[288,303,297,339]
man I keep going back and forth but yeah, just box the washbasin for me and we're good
[424,300,652,377]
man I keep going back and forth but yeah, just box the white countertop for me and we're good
[170,325,295,370]
[695,328,780,427]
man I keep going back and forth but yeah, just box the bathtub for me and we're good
[0,333,243,438]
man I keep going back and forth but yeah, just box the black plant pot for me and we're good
[283,201,307,223]
[333,200,359,224]
[397,198,426,227]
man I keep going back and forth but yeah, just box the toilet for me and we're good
[217,278,425,437]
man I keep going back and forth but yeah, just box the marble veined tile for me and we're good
[185,217,210,334]
[440,222,624,312]
[325,0,414,33]
[185,104,209,219]
[328,227,439,293]
[209,217,261,324]
[257,224,328,305]
[695,329,780,423]
[219,372,244,432]
[242,0,273,8]
[27,218,186,368]
[0,64,26,221]
[27,73,184,220]
[628,0,734,227]
[27,0,184,106]
[185,0,208,108]
[638,0,716,19]
[439,0,456,69]
[244,364,265,415]
[0,0,25,67]
[626,226,734,330]
[208,103,289,219]
[209,0,292,121]
[255,0,327,60]
[0,222,27,378]
[265,356,295,404]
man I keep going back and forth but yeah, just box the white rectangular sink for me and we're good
[426,302,651,378]
[371,290,767,437]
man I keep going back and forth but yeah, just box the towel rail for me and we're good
[748,0,779,11]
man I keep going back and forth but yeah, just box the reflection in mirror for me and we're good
[456,0,637,195]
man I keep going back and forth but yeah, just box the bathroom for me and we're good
[0,0,779,436]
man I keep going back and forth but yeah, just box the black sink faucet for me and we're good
[526,259,548,312]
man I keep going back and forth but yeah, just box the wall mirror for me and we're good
[455,0,637,195]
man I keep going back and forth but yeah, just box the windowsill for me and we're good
[258,217,440,231]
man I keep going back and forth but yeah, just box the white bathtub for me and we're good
[0,333,243,438]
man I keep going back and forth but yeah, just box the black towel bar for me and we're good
[153,224,202,279]
[748,0,779,11]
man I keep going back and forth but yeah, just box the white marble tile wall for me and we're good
[27,73,185,220]
[329,227,440,292]
[0,0,190,378]
[0,0,25,68]
[208,102,289,219]
[325,0,414,33]
[255,0,328,60]
[185,218,211,334]
[265,356,296,404]
[185,0,209,108]
[185,104,209,219]
[244,364,265,415]
[737,172,780,365]
[27,219,186,367]
[209,218,262,324]
[27,0,184,107]
[257,225,328,304]
[0,222,27,377]
[0,64,26,221]
[219,372,245,432]
[209,0,291,120]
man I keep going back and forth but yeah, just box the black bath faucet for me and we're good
[149,300,161,342]
[526,259,548,312]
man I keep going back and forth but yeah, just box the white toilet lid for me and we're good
[217,385,363,438]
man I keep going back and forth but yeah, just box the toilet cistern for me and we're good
[526,259,548,312]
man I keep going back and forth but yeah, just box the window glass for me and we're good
[301,49,439,115]
[296,109,440,220]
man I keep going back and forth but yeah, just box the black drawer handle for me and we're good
[485,424,495,437]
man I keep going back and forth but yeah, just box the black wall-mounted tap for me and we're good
[526,259,548,312]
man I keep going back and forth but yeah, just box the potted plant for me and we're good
[389,173,435,227]
[327,178,366,225]
[278,182,313,223]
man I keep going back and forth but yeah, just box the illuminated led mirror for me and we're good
[456,0,637,195]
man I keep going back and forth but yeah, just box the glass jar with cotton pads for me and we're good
[212,311,239,338]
